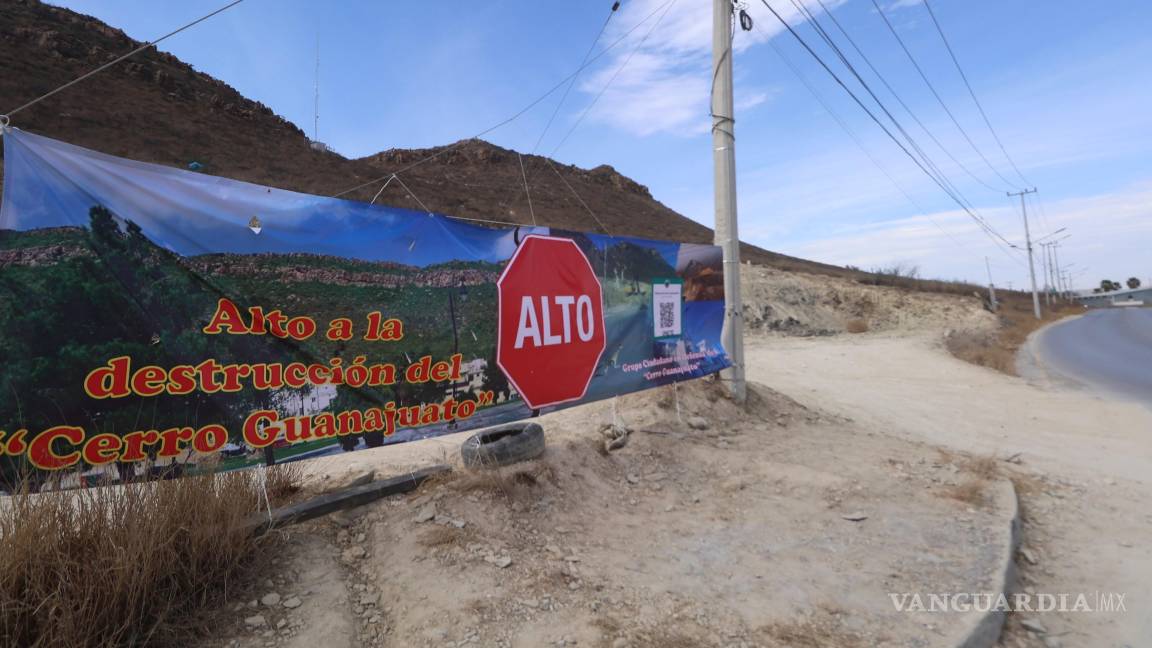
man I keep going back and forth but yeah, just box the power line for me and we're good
[495,0,623,211]
[501,0,678,211]
[2,0,247,121]
[758,0,1024,262]
[808,0,1010,195]
[792,0,1024,261]
[765,35,989,264]
[922,0,1031,187]
[870,0,1022,192]
[787,0,993,227]
[333,0,674,199]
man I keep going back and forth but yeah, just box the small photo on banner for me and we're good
[652,277,684,340]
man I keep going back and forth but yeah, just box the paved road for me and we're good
[1031,308,1152,404]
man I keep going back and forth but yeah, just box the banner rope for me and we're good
[368,175,395,205]
[2,0,247,121]
[257,464,274,525]
[390,174,433,216]
[544,158,613,237]
[517,153,537,227]
[330,0,674,200]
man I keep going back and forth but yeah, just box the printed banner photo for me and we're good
[0,129,730,489]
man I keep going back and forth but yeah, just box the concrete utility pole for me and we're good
[712,0,746,402]
[1008,188,1040,319]
[1039,243,1052,307]
[984,256,998,312]
[1051,242,1065,299]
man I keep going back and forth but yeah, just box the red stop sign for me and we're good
[497,235,606,409]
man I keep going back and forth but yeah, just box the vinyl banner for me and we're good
[0,129,729,487]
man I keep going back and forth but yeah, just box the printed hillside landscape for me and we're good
[0,205,725,488]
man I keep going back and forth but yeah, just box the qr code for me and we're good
[659,301,675,328]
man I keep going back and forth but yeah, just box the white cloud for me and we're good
[778,182,1152,288]
[576,0,820,136]
[883,0,923,10]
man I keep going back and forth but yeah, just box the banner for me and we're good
[0,129,729,487]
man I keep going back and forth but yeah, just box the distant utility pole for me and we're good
[984,256,998,312]
[1051,242,1065,299]
[1008,188,1041,319]
[1039,243,1052,307]
[712,0,745,402]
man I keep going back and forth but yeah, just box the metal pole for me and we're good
[1040,243,1051,307]
[1008,188,1040,319]
[984,256,998,312]
[1051,242,1065,299]
[712,0,746,402]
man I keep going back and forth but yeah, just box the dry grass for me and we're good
[0,466,299,647]
[945,294,1079,374]
[943,479,989,507]
[761,609,865,648]
[844,318,870,334]
[446,461,558,501]
[417,525,472,548]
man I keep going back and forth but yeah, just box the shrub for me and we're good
[0,466,299,647]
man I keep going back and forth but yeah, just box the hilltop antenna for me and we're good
[313,34,320,143]
[309,35,331,153]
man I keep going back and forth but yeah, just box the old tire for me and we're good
[460,422,545,469]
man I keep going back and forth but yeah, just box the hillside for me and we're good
[0,0,851,274]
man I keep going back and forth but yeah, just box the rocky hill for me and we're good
[0,0,860,276]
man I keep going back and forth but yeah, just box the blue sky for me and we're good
[49,0,1152,290]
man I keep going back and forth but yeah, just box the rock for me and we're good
[260,592,281,607]
[1043,637,1064,648]
[415,504,437,523]
[841,512,868,522]
[360,593,377,607]
[1019,547,1039,565]
[612,639,630,648]
[1020,619,1047,634]
[625,474,640,485]
[282,596,302,609]
[342,546,367,561]
[244,614,267,628]
[687,416,710,430]
[276,618,287,629]
[485,555,513,568]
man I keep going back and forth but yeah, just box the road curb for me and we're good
[950,478,1021,648]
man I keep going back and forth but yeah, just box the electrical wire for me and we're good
[1,0,247,120]
[787,0,981,218]
[869,0,1021,192]
[780,0,1022,257]
[333,0,674,199]
[758,0,1024,262]
[809,0,1009,195]
[922,0,1031,187]
[495,0,623,212]
[503,0,678,212]
[766,36,987,264]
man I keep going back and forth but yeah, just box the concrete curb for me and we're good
[950,478,1022,648]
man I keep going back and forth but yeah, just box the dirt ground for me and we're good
[201,277,1151,648]
[747,332,1152,648]
[204,375,1020,648]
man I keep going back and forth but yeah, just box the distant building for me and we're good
[1075,286,1152,308]
[309,140,336,154]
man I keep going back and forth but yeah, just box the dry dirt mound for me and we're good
[207,378,1018,648]
[740,264,996,337]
